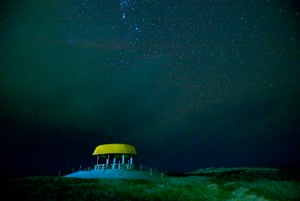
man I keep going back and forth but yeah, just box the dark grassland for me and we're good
[2,174,300,201]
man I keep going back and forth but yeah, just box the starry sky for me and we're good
[0,0,299,177]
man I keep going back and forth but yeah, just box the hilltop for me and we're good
[185,167,300,181]
[2,173,300,201]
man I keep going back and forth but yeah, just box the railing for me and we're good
[59,164,165,179]
[94,163,134,170]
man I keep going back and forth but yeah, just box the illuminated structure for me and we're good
[92,144,137,170]
[64,143,162,179]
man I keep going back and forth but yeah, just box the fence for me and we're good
[137,164,165,178]
[59,163,166,178]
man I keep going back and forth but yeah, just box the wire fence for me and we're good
[59,163,166,178]
[58,165,93,176]
[135,163,166,178]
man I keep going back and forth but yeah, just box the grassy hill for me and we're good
[184,167,300,181]
[2,172,300,201]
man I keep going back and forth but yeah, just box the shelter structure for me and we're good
[92,143,137,170]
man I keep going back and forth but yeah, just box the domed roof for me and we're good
[92,144,137,156]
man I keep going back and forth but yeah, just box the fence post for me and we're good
[58,171,61,177]
[140,164,143,171]
[150,168,152,176]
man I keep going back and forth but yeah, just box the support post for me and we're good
[130,155,133,165]
[150,168,152,176]
[122,154,125,165]
[96,156,99,165]
[113,155,116,169]
[106,155,110,167]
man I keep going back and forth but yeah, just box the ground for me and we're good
[2,170,300,201]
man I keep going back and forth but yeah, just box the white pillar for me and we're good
[122,154,125,164]
[130,155,133,165]
[113,155,116,169]
[106,155,110,167]
[96,156,99,165]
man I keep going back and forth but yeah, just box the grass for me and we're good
[2,175,300,201]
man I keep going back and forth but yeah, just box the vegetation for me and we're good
[3,175,300,201]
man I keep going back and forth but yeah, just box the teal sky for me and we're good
[0,0,299,176]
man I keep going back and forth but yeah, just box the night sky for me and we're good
[0,0,299,177]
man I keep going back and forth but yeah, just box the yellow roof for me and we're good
[92,144,137,156]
